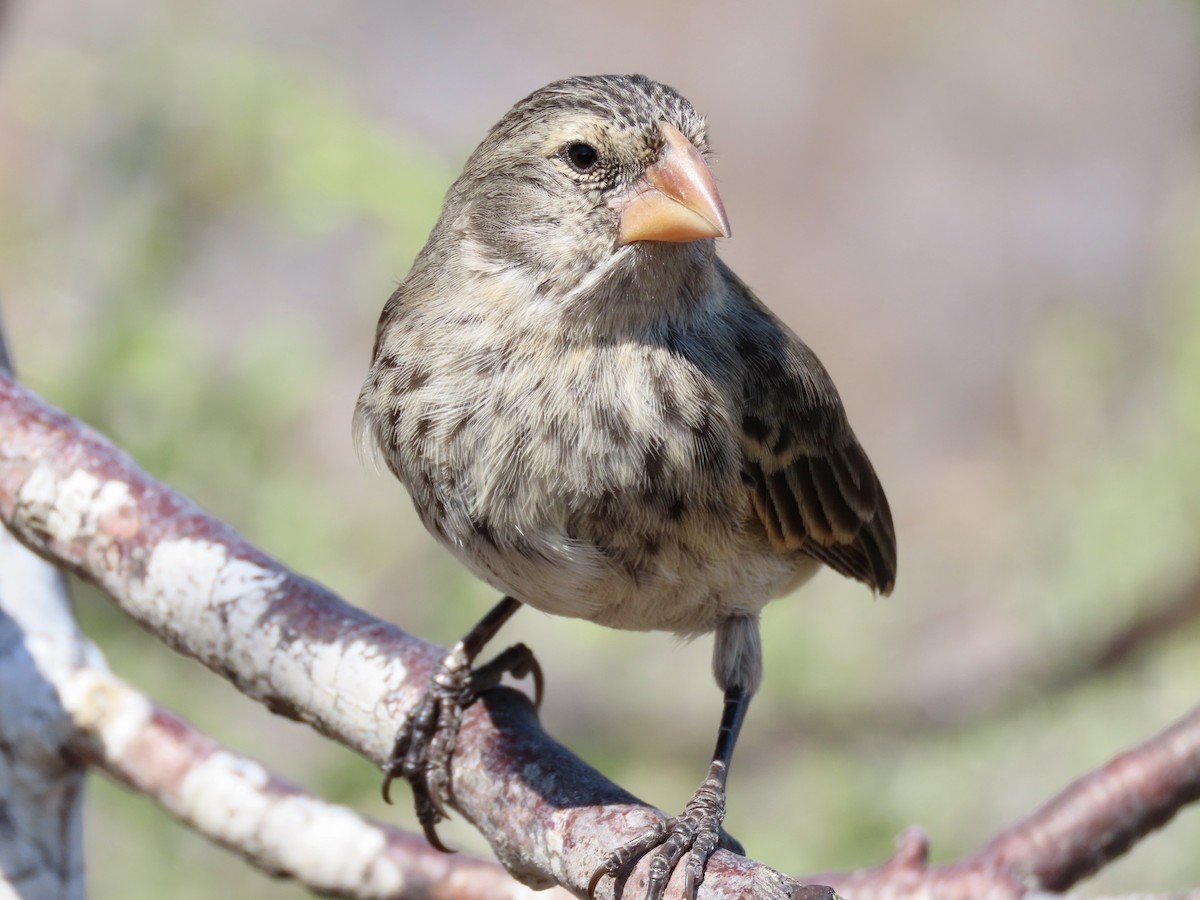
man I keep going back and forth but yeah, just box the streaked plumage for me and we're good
[356,74,895,900]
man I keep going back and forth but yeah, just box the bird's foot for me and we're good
[590,761,739,900]
[382,640,543,851]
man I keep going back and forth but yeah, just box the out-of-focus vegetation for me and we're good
[2,2,1200,897]
[2,28,466,899]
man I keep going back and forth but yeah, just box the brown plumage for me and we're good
[356,74,895,900]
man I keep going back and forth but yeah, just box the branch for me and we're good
[813,696,1200,897]
[0,328,545,899]
[65,666,548,900]
[2,515,541,900]
[0,372,822,899]
[1,371,1198,898]
[0,317,87,898]
[971,704,1200,890]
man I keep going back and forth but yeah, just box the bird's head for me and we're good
[447,74,730,314]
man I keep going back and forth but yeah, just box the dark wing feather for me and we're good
[723,262,897,595]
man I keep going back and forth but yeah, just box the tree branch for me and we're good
[0,372,815,899]
[813,698,1200,897]
[65,665,549,900]
[1,370,1198,898]
[0,314,87,899]
[0,320,547,898]
[971,705,1200,890]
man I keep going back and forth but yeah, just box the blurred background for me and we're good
[3,0,1200,896]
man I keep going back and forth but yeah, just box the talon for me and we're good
[529,655,545,709]
[593,773,730,900]
[587,862,611,900]
[422,819,455,854]
[381,624,542,854]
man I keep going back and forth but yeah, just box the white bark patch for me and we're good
[138,538,280,637]
[309,636,407,757]
[182,752,405,896]
[313,638,394,714]
[17,467,134,545]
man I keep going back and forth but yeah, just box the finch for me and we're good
[355,73,896,900]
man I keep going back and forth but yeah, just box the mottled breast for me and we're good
[358,299,813,635]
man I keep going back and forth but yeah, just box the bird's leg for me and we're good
[382,595,541,851]
[589,686,750,900]
[590,615,760,900]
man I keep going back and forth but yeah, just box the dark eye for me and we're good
[565,142,599,172]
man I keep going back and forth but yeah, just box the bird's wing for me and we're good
[722,264,897,595]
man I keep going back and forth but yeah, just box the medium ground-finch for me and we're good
[355,73,896,900]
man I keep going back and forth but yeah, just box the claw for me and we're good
[590,763,730,900]
[421,817,455,854]
[588,861,613,900]
[382,638,543,855]
[529,654,546,710]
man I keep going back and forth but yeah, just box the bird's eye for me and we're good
[564,142,599,172]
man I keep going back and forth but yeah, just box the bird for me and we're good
[355,73,896,900]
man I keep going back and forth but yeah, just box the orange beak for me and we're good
[614,122,731,245]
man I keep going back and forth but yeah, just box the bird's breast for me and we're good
[365,320,802,633]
